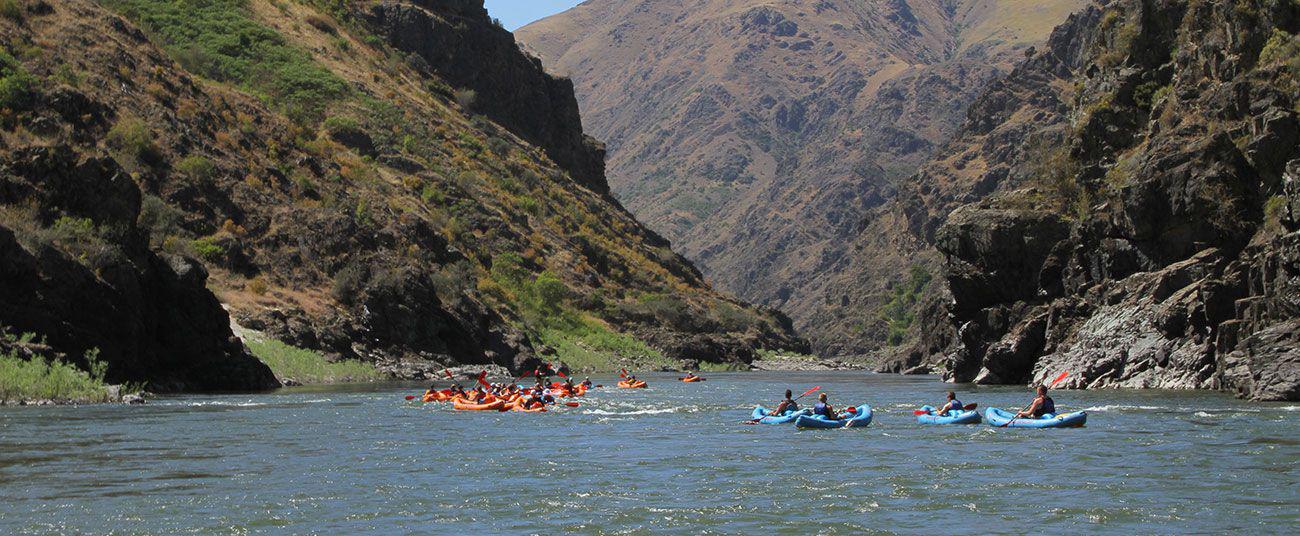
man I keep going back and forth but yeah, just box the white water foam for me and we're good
[583,408,680,416]
[1082,404,1164,412]
[1192,411,1216,418]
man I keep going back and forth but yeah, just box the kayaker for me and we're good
[450,384,466,397]
[812,393,840,420]
[1013,385,1056,419]
[772,389,799,415]
[683,371,697,380]
[580,377,593,389]
[934,391,964,416]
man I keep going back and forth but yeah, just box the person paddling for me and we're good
[580,377,593,389]
[772,389,799,415]
[683,371,698,381]
[812,393,840,420]
[934,391,963,416]
[1013,385,1056,419]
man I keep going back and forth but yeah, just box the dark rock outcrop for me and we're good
[0,147,279,392]
[896,0,1300,400]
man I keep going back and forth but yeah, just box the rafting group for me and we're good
[752,372,1086,429]
[414,366,597,412]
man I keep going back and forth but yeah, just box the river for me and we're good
[1,372,1296,534]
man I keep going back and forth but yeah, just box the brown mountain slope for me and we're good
[517,0,1088,355]
[0,0,802,390]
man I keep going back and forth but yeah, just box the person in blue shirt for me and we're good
[813,392,840,420]
[934,391,963,416]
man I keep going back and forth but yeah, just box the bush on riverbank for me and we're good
[0,332,115,403]
[244,336,386,384]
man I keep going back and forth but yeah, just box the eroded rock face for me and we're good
[0,148,279,392]
[900,0,1300,400]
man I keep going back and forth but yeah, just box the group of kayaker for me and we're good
[758,385,1065,424]
[419,373,597,412]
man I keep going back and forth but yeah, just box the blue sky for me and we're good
[484,0,584,31]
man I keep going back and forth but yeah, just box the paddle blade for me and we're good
[405,395,416,401]
[1049,371,1069,387]
[442,369,453,379]
[963,403,978,410]
[846,407,856,413]
[619,369,628,378]
[476,371,491,389]
[913,409,929,415]
[553,364,567,379]
[795,385,821,400]
[565,402,579,407]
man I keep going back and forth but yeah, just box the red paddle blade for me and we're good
[443,369,453,379]
[619,369,627,378]
[963,403,978,410]
[913,409,928,415]
[1049,371,1069,387]
[564,402,579,407]
[405,395,416,401]
[476,371,491,389]
[798,385,821,399]
[846,407,856,413]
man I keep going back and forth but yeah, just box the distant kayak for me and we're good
[680,376,705,382]
[985,407,1087,428]
[795,405,872,429]
[617,380,648,389]
[916,405,982,425]
[750,405,810,424]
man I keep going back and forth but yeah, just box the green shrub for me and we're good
[0,331,116,403]
[176,155,217,181]
[331,260,368,305]
[106,117,161,163]
[244,336,385,384]
[1132,81,1164,110]
[191,235,225,262]
[453,88,476,109]
[0,48,37,111]
[879,265,932,346]
[104,0,349,125]
[1258,29,1299,74]
[137,194,187,243]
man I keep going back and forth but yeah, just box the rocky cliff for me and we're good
[0,0,802,390]
[889,0,1300,400]
[517,0,1089,355]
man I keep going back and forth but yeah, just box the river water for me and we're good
[1,372,1296,534]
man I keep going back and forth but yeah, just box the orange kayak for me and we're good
[617,380,648,389]
[453,398,506,411]
[509,401,548,412]
[680,376,704,382]
[422,389,453,402]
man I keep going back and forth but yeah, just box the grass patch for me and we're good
[244,336,385,384]
[535,317,671,373]
[0,331,115,403]
[104,0,349,125]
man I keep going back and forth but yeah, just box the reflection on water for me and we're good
[0,372,1296,534]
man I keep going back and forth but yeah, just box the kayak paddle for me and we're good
[1000,371,1070,428]
[405,395,416,401]
[913,403,979,416]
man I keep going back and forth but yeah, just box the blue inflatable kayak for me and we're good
[794,405,872,429]
[751,406,810,424]
[985,407,1087,428]
[916,405,982,425]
